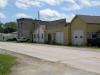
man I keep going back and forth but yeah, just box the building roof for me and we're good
[17,18,33,21]
[46,19,67,30]
[33,20,48,32]
[49,19,66,23]
[77,15,100,24]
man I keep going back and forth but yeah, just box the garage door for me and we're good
[72,30,83,46]
[56,32,64,44]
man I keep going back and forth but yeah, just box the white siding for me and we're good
[72,30,83,46]
[0,33,17,41]
[33,25,46,43]
[56,32,64,44]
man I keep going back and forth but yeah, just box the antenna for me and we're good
[38,10,40,20]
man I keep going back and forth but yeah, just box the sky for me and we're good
[0,0,100,23]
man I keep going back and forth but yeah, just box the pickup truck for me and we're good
[88,34,100,46]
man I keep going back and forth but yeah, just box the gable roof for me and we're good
[77,15,100,24]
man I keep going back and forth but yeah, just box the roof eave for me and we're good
[87,23,100,24]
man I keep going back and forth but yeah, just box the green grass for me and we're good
[0,41,17,43]
[0,54,16,75]
[7,41,17,43]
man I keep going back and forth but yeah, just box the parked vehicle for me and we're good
[88,33,100,46]
[17,37,28,42]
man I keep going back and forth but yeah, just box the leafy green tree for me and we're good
[0,22,4,33]
[4,22,17,33]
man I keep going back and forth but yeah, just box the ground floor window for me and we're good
[87,32,96,39]
[48,34,52,41]
[34,34,36,38]
[42,33,44,39]
[87,32,100,46]
[53,33,56,41]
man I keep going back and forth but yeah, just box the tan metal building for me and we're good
[46,19,66,44]
[66,15,100,46]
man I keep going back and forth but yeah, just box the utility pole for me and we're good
[38,10,40,42]
[38,10,40,20]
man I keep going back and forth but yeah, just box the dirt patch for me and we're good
[0,49,99,75]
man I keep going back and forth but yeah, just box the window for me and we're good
[80,36,83,38]
[21,22,23,29]
[92,34,97,38]
[34,34,36,38]
[48,34,52,41]
[37,34,39,39]
[42,34,44,39]
[33,23,35,29]
[53,33,56,40]
[75,36,78,38]
[87,32,96,39]
[18,22,19,29]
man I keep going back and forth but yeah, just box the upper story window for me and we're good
[20,22,23,29]
[33,23,35,29]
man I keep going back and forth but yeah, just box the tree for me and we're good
[0,22,4,33]
[4,22,17,33]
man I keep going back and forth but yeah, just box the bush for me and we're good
[7,38,17,41]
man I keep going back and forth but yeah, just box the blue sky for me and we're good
[0,0,100,23]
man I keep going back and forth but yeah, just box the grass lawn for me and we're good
[0,54,16,75]
[7,41,17,43]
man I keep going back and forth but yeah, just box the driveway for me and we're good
[0,42,100,74]
[0,49,98,75]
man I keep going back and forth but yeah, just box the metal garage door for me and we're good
[56,32,64,44]
[72,30,83,46]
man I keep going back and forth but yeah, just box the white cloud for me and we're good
[40,9,65,20]
[15,0,75,9]
[91,1,100,6]
[15,0,41,9]
[0,13,6,19]
[16,13,31,19]
[65,13,75,22]
[62,0,100,11]
[40,9,75,22]
[0,0,8,9]
[62,3,81,11]
[80,0,91,6]
[80,0,100,7]
[15,0,100,10]
[28,1,41,7]
[15,1,29,10]
[39,0,75,5]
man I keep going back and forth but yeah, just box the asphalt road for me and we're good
[0,42,100,74]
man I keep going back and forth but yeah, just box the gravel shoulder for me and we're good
[0,49,99,75]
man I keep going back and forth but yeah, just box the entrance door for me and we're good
[72,30,83,46]
[48,34,52,43]
[56,32,64,44]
